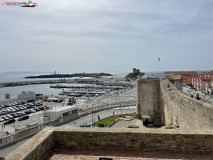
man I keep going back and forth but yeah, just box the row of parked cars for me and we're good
[0,100,43,116]
[0,100,52,125]
[0,106,52,125]
[3,115,30,125]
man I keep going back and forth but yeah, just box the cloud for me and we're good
[0,0,213,72]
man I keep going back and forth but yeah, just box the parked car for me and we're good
[18,115,29,121]
[29,109,36,113]
[25,110,35,114]
[36,102,42,106]
[46,106,52,110]
[35,108,41,111]
[2,116,9,121]
[6,115,13,119]
[11,113,20,118]
[38,106,45,110]
[43,106,48,110]
[19,106,24,110]
[4,119,15,125]
[18,112,26,117]
[27,99,35,102]
[4,104,10,107]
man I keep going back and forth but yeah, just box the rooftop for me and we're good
[45,105,78,113]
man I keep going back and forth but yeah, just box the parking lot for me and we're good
[0,99,65,137]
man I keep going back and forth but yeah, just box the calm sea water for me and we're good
[0,72,128,100]
[0,83,95,99]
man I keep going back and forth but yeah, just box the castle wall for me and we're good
[160,79,213,130]
[137,79,213,130]
[137,79,162,124]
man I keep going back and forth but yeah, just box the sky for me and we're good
[0,0,213,73]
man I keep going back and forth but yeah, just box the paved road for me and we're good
[63,106,136,127]
[0,138,30,157]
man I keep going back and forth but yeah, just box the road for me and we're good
[0,138,30,157]
[63,106,136,127]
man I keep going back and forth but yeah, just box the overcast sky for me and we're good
[0,0,213,73]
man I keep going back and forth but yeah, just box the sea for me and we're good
[0,72,130,100]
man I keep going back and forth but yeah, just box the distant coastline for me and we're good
[24,73,113,79]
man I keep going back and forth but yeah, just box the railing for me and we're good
[0,119,60,148]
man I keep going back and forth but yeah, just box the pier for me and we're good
[50,85,125,90]
[0,79,68,88]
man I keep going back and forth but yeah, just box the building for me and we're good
[18,91,36,99]
[133,68,140,74]
[43,105,78,124]
[164,71,198,75]
[191,73,213,92]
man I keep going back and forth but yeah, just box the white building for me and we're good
[18,91,36,99]
[43,105,78,123]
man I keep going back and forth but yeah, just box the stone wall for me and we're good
[0,119,59,148]
[53,128,213,153]
[6,128,54,160]
[160,79,213,130]
[5,127,213,160]
[137,79,163,125]
[137,79,213,130]
[167,78,183,91]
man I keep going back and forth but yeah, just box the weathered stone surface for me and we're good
[137,79,213,130]
[53,127,213,153]
[137,79,163,125]
[5,127,54,160]
[5,127,213,160]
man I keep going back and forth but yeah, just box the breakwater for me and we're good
[0,80,68,88]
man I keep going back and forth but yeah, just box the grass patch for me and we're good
[94,114,132,127]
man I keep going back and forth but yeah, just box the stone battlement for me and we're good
[4,127,213,160]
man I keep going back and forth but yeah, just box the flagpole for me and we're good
[158,57,160,79]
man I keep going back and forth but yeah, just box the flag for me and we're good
[158,57,160,61]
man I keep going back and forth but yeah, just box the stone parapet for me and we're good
[5,127,213,160]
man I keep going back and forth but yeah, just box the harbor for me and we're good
[0,73,134,100]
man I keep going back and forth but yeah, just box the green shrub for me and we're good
[128,125,139,128]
